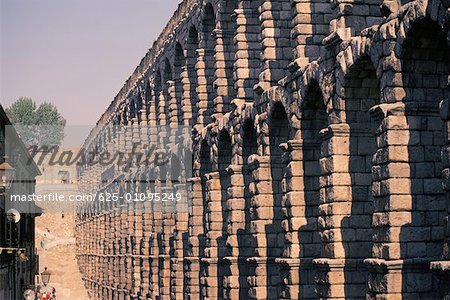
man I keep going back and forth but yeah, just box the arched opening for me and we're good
[174,43,185,125]
[198,3,216,124]
[342,57,379,298]
[164,58,173,82]
[186,26,200,126]
[163,59,173,126]
[217,129,232,298]
[198,139,212,299]
[239,118,258,298]
[134,88,143,123]
[400,18,449,297]
[144,79,151,119]
[154,72,162,124]
[156,159,168,297]
[199,139,212,255]
[267,101,291,298]
[129,97,137,120]
[203,3,215,30]
[215,0,238,112]
[298,80,328,299]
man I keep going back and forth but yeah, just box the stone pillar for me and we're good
[290,0,331,71]
[196,48,215,125]
[246,155,275,299]
[181,66,196,128]
[170,183,189,299]
[364,105,410,299]
[223,165,247,299]
[430,105,450,299]
[182,40,199,127]
[213,29,234,115]
[257,0,291,89]
[233,7,260,101]
[326,0,383,40]
[431,92,450,297]
[278,140,306,300]
[132,201,143,298]
[160,185,174,299]
[139,84,150,147]
[141,194,152,298]
[367,102,445,299]
[159,83,169,126]
[184,177,203,299]
[315,124,351,299]
[150,185,162,298]
[168,80,180,125]
[201,171,225,299]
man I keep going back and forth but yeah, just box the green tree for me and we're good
[5,97,66,146]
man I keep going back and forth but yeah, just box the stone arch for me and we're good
[397,17,449,298]
[214,128,233,298]
[265,86,293,125]
[140,79,151,122]
[162,58,173,125]
[143,78,153,122]
[198,137,213,298]
[173,43,185,125]
[296,80,328,298]
[331,35,378,123]
[367,0,448,94]
[145,78,155,125]
[200,2,216,52]
[212,0,239,113]
[340,56,379,298]
[185,26,200,127]
[234,117,258,298]
[128,94,138,120]
[154,71,162,124]
[197,2,217,125]
[290,60,333,120]
[216,127,234,171]
[266,100,293,298]
[202,0,219,19]
[199,138,212,247]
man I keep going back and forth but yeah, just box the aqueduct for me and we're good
[75,0,450,298]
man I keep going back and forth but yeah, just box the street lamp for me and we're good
[41,267,51,286]
[0,156,15,194]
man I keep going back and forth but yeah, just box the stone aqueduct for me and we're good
[75,0,450,298]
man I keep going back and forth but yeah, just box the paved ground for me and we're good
[35,213,89,300]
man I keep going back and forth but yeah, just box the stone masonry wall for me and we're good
[75,0,450,299]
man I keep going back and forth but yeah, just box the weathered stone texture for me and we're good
[75,0,450,299]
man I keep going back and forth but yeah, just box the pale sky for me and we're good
[0,0,180,125]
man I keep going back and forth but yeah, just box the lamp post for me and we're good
[37,267,55,299]
[41,267,51,286]
[0,155,15,194]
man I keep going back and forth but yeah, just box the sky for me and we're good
[0,0,180,125]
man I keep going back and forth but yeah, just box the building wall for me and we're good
[0,105,41,300]
[75,0,450,299]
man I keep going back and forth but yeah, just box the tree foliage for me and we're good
[5,97,66,146]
